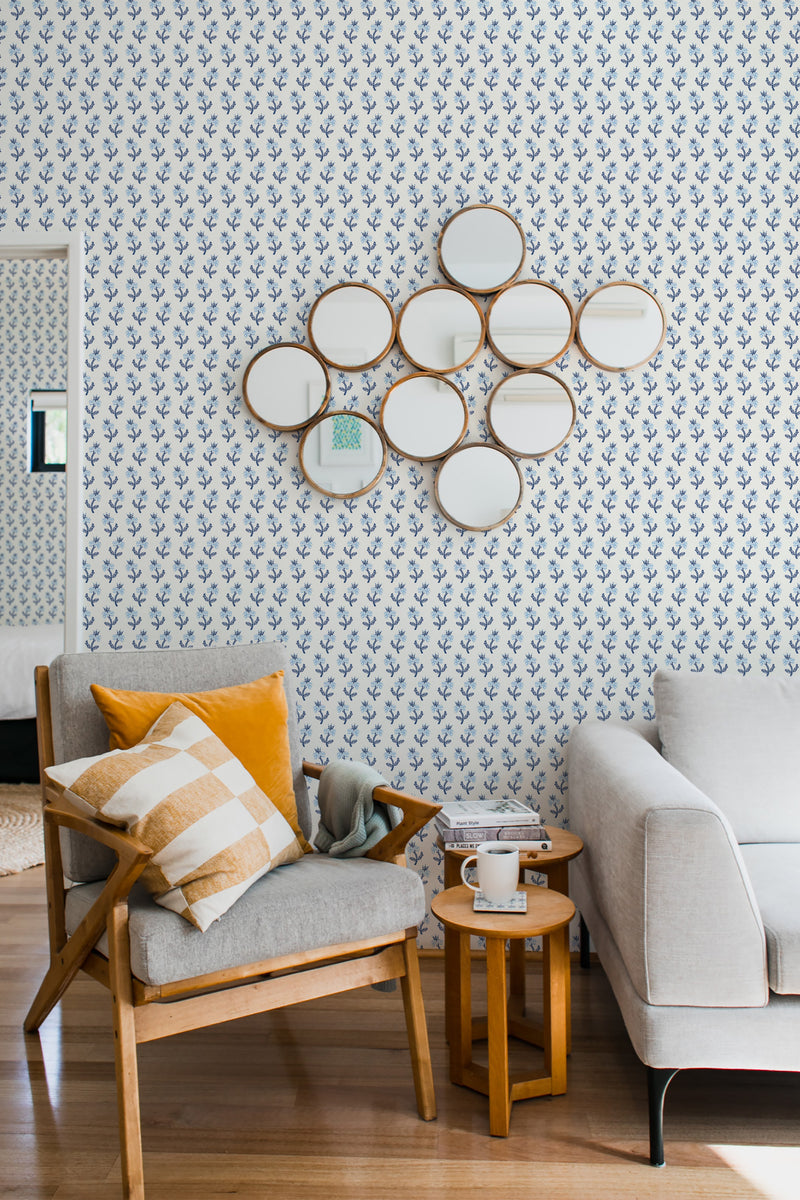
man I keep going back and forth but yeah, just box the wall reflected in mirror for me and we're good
[307,283,396,371]
[299,411,387,498]
[0,251,68,635]
[243,343,330,431]
[379,373,468,461]
[396,285,485,374]
[575,281,666,371]
[438,204,526,294]
[435,443,523,531]
[487,370,576,459]
[486,280,574,368]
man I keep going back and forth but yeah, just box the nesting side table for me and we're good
[438,828,583,1048]
[431,883,575,1136]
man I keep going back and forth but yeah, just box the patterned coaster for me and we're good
[473,890,528,914]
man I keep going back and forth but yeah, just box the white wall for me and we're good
[2,2,798,942]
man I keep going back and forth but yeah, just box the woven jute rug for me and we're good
[0,784,44,876]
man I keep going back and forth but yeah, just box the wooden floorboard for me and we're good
[2,866,798,1198]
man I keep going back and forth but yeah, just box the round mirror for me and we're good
[487,370,576,459]
[575,281,666,371]
[486,280,575,368]
[438,204,526,294]
[299,411,387,498]
[435,443,524,531]
[396,285,485,374]
[242,342,330,431]
[307,282,396,371]
[379,373,468,461]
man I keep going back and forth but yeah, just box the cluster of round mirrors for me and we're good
[243,205,666,530]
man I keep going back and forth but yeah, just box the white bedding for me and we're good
[0,624,63,720]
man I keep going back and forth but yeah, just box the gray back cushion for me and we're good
[654,668,800,843]
[48,642,311,881]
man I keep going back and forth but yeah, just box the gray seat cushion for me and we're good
[739,844,800,996]
[65,852,425,986]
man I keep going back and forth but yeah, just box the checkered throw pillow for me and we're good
[45,701,305,931]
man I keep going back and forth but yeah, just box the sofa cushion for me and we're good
[91,670,310,851]
[654,669,800,843]
[64,853,425,986]
[47,702,304,932]
[739,844,800,996]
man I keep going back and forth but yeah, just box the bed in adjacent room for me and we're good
[0,624,63,782]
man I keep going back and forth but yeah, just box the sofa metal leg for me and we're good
[647,1066,679,1167]
[578,915,591,969]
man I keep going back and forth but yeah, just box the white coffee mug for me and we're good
[460,842,520,903]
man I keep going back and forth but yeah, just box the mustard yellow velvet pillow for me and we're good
[91,672,310,852]
[47,702,305,931]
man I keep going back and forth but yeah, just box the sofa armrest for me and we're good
[568,721,768,1008]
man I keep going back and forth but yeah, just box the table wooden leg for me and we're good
[541,860,569,895]
[443,852,463,1046]
[444,925,458,1047]
[449,930,473,1087]
[564,928,572,1055]
[536,860,572,1053]
[486,936,512,1137]
[543,925,568,1095]
[508,937,526,1020]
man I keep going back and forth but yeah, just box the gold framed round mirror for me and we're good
[379,373,468,461]
[396,285,485,374]
[242,342,330,431]
[298,411,387,498]
[435,442,524,531]
[486,280,575,369]
[575,280,666,371]
[487,369,576,459]
[437,204,526,294]
[307,282,396,371]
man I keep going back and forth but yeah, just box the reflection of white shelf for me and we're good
[581,303,646,318]
[452,333,481,362]
[498,386,566,404]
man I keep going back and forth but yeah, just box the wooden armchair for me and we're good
[25,643,440,1200]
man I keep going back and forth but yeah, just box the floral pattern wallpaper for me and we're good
[1,1,798,943]
[0,258,67,625]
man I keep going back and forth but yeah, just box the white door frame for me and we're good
[0,232,84,653]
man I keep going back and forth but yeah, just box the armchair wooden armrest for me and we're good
[302,761,441,863]
[43,787,153,863]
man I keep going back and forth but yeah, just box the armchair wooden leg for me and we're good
[399,936,437,1121]
[647,1065,679,1167]
[108,904,145,1200]
[24,956,75,1035]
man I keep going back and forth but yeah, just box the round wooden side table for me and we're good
[438,828,583,1049]
[431,883,576,1137]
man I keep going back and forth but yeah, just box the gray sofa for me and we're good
[567,668,800,1164]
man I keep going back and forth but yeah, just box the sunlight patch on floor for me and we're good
[710,1146,800,1200]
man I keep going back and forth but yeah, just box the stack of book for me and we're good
[434,798,552,851]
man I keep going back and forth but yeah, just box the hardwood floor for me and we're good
[2,866,797,1199]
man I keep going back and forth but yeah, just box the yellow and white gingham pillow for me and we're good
[45,701,304,931]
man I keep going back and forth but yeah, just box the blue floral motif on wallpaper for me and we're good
[0,259,67,625]
[1,1,798,944]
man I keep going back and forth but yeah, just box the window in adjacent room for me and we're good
[30,389,67,472]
